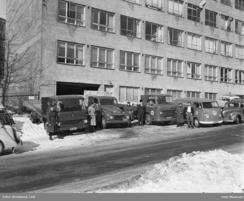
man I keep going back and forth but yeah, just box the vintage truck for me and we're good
[24,95,89,135]
[141,94,177,125]
[84,91,130,128]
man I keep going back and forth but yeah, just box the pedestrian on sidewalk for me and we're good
[175,102,184,127]
[47,105,61,140]
[88,102,97,132]
[125,101,134,127]
[137,100,146,126]
[184,102,194,128]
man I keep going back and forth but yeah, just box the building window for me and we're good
[91,9,115,33]
[123,0,141,4]
[235,19,244,35]
[221,0,232,6]
[187,91,200,98]
[167,90,182,100]
[220,67,233,83]
[146,0,163,10]
[57,41,84,65]
[121,15,141,38]
[205,10,217,28]
[145,22,163,43]
[119,86,139,101]
[220,15,233,32]
[120,51,140,72]
[235,0,244,11]
[58,0,85,26]
[187,33,202,51]
[235,70,244,84]
[145,55,163,75]
[220,41,233,57]
[236,45,244,59]
[205,65,218,82]
[205,93,217,100]
[91,46,114,69]
[205,37,218,54]
[187,3,200,22]
[187,62,201,80]
[168,27,184,47]
[145,88,162,95]
[167,59,183,77]
[168,0,184,17]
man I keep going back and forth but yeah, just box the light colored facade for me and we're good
[6,0,244,102]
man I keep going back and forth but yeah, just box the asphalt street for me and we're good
[0,124,244,193]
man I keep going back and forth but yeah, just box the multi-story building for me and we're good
[6,0,244,102]
[0,17,5,80]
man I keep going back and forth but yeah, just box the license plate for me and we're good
[166,117,172,119]
[123,119,128,121]
[70,127,77,131]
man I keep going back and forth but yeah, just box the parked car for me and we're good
[175,98,223,127]
[222,99,244,124]
[0,112,22,155]
[217,95,241,108]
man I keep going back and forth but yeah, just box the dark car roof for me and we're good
[49,95,85,100]
[175,98,217,102]
[227,99,244,103]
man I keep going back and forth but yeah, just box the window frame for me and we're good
[220,14,233,32]
[235,44,244,59]
[205,92,217,100]
[187,3,200,22]
[91,46,115,69]
[235,19,244,35]
[186,62,202,80]
[220,41,233,57]
[167,58,183,78]
[120,51,141,72]
[235,70,244,84]
[119,86,139,101]
[205,37,218,54]
[145,21,164,43]
[220,0,232,6]
[205,65,218,82]
[58,0,85,27]
[167,89,182,100]
[145,55,163,75]
[145,88,162,95]
[168,0,184,17]
[146,0,164,10]
[57,40,85,66]
[186,91,201,98]
[168,27,184,47]
[235,0,244,11]
[120,15,141,38]
[91,8,115,33]
[220,67,233,83]
[205,9,218,28]
[187,32,202,51]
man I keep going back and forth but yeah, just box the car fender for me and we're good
[0,127,18,149]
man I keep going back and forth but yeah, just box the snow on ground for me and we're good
[97,150,244,193]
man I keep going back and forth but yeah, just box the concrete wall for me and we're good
[12,0,244,100]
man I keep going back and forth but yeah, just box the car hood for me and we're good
[101,105,127,114]
[222,107,239,113]
[156,105,177,110]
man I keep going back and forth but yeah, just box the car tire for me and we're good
[102,117,108,129]
[235,116,241,124]
[193,118,200,128]
[0,141,4,156]
[145,114,152,125]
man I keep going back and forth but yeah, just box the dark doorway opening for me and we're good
[56,82,100,95]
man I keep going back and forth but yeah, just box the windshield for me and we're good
[56,98,85,112]
[202,101,219,109]
[0,114,12,125]
[100,98,118,106]
[158,96,174,104]
[227,102,239,108]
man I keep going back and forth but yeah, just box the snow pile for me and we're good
[98,150,244,193]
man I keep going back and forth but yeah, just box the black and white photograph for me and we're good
[0,0,244,200]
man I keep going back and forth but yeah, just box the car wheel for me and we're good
[235,116,241,124]
[0,141,4,156]
[102,117,108,129]
[145,114,152,125]
[193,118,200,128]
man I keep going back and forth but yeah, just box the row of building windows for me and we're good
[57,41,244,84]
[118,86,218,102]
[58,0,244,38]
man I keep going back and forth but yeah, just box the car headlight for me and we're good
[126,115,130,119]
[57,122,61,126]
[84,120,88,123]
[204,114,210,119]
[110,116,114,120]
[160,112,163,115]
[230,113,235,119]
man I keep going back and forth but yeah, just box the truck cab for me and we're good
[87,96,130,128]
[141,94,177,125]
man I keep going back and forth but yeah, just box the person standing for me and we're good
[88,102,97,132]
[137,100,146,126]
[94,100,102,130]
[125,101,133,127]
[184,102,194,128]
[175,102,184,127]
[47,105,61,140]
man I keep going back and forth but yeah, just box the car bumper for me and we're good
[153,117,176,122]
[223,120,235,123]
[58,123,89,131]
[107,119,129,124]
[199,120,223,124]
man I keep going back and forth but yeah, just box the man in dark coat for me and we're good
[175,102,184,127]
[184,102,194,128]
[137,100,146,126]
[46,105,61,140]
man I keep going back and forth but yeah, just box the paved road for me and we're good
[0,125,244,193]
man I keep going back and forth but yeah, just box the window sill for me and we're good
[168,43,184,48]
[234,82,244,85]
[146,39,164,44]
[221,54,233,58]
[236,58,244,61]
[145,72,164,76]
[167,75,184,78]
[187,77,202,80]
[57,20,86,28]
[187,47,202,52]
[205,79,218,83]
[122,0,141,6]
[120,69,141,73]
[220,81,234,84]
[187,19,202,24]
[205,24,218,29]
[90,66,115,70]
[146,5,164,12]
[57,62,85,67]
[120,33,141,39]
[220,27,233,33]
[205,51,218,55]
[91,27,116,34]
[168,12,184,18]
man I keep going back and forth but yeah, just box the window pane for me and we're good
[134,54,139,67]
[126,88,132,100]
[107,50,113,63]
[76,45,83,60]
[59,1,66,17]
[91,47,98,61]
[100,12,107,25]
[58,42,66,57]
[120,87,126,101]
[120,52,126,65]
[92,9,99,24]
[67,43,75,58]
[127,53,133,66]
[77,6,84,21]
